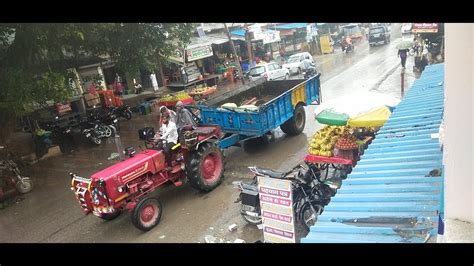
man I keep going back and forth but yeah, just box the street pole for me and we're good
[245,23,253,68]
[224,23,245,85]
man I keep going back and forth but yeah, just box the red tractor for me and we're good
[70,125,224,231]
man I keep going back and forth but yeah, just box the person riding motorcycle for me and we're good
[341,35,353,53]
[302,56,317,77]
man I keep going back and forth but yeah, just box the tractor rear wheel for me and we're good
[280,104,306,136]
[131,197,162,231]
[186,142,224,192]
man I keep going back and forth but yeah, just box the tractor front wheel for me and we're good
[131,197,162,232]
[100,209,122,221]
[186,142,224,192]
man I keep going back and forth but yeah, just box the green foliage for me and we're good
[0,23,195,140]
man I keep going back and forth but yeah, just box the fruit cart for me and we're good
[159,92,194,108]
[188,86,217,102]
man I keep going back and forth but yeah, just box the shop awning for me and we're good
[275,23,308,30]
[231,29,246,37]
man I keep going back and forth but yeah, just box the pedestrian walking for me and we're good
[398,48,409,69]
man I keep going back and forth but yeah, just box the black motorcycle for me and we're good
[33,119,76,158]
[236,163,338,232]
[303,67,317,79]
[110,105,133,120]
[80,118,114,145]
[89,108,119,134]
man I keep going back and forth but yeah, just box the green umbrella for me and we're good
[315,109,349,126]
[396,40,413,50]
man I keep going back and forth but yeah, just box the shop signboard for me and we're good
[168,49,185,64]
[412,23,439,33]
[186,45,213,61]
[262,31,281,44]
[258,176,295,243]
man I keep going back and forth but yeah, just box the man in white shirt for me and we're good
[154,114,178,168]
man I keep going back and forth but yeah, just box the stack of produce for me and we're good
[160,91,191,103]
[335,134,358,150]
[308,126,349,157]
[189,86,217,96]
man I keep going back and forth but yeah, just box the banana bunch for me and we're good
[160,94,175,102]
[308,125,350,157]
[175,92,191,101]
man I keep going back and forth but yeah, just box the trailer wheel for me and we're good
[280,104,306,136]
[186,142,224,192]
[100,209,121,221]
[131,197,162,232]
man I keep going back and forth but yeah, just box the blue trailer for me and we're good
[195,74,322,149]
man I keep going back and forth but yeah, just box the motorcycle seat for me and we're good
[241,183,258,192]
[254,167,286,179]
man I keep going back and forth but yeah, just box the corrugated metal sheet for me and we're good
[302,64,444,243]
[275,23,308,30]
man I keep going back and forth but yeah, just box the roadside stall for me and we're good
[165,36,228,91]
[305,92,399,180]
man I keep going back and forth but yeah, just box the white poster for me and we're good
[258,176,295,243]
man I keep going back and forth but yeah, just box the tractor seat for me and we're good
[254,167,286,179]
[192,127,215,136]
[241,183,258,192]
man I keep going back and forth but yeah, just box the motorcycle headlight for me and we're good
[86,133,91,137]
[113,119,118,123]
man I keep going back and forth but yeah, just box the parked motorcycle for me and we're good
[110,105,133,120]
[0,146,33,198]
[89,108,119,135]
[33,117,77,159]
[236,163,338,231]
[80,119,114,145]
[33,128,53,159]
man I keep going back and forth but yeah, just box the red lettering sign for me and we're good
[260,195,291,206]
[259,186,291,198]
[264,226,294,239]
[413,23,439,33]
[262,211,293,223]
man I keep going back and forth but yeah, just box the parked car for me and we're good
[401,23,413,34]
[248,62,290,81]
[368,26,391,46]
[282,52,313,75]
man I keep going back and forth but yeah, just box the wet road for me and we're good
[0,24,417,243]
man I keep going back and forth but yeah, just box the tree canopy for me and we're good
[0,23,194,134]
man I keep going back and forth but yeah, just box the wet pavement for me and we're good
[0,24,420,243]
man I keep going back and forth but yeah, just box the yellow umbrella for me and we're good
[348,106,391,128]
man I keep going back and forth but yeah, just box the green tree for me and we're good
[0,23,194,141]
